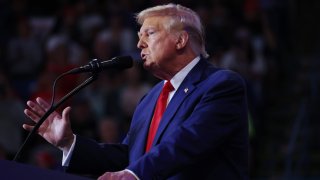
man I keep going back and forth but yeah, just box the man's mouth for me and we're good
[141,53,148,60]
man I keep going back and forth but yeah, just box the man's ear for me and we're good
[176,31,189,50]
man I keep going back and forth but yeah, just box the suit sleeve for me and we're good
[66,135,129,177]
[127,70,248,179]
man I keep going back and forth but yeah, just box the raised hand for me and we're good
[23,97,74,151]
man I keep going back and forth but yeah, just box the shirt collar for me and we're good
[166,56,200,90]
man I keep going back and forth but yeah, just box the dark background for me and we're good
[0,0,319,179]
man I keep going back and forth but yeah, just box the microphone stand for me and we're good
[13,73,99,162]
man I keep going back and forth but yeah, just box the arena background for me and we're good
[0,0,319,179]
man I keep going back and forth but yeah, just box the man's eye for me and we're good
[147,31,155,36]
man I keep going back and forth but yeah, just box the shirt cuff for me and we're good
[125,169,140,180]
[61,134,76,166]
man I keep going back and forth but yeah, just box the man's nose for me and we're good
[137,37,147,49]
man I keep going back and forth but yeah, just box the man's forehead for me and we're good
[140,16,167,29]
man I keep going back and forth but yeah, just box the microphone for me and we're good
[68,56,133,74]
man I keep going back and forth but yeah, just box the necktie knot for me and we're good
[163,81,174,94]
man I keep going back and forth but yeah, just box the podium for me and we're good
[0,160,92,180]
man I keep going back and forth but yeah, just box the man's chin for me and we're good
[142,62,152,71]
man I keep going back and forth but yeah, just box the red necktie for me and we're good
[145,81,174,152]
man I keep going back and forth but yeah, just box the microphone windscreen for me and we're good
[111,56,133,69]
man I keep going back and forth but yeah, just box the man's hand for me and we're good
[98,170,137,180]
[23,97,74,151]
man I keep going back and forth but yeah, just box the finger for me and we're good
[27,100,46,117]
[36,97,51,111]
[24,109,40,122]
[62,107,72,123]
[22,124,34,131]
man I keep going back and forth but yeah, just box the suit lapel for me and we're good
[131,82,163,158]
[152,59,209,146]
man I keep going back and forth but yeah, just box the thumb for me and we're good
[61,106,72,123]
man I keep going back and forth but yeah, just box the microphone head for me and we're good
[110,56,133,70]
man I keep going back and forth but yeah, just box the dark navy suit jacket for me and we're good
[67,59,249,179]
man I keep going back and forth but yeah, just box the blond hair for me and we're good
[136,4,209,58]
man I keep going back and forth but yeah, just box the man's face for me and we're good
[137,16,177,79]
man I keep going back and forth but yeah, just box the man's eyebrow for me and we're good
[137,25,159,37]
[137,28,151,36]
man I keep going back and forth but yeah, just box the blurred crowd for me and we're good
[0,0,296,178]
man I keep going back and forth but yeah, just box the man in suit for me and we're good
[23,4,249,180]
